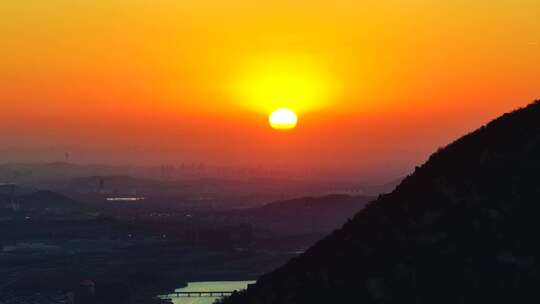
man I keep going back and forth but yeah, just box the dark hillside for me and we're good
[223,100,540,304]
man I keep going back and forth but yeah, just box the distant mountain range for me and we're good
[222,100,540,304]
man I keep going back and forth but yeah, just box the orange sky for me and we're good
[0,0,539,179]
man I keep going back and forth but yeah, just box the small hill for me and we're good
[240,194,373,234]
[0,192,9,204]
[0,183,35,196]
[222,100,540,304]
[18,190,77,209]
[0,189,78,210]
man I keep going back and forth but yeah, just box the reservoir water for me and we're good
[160,281,255,304]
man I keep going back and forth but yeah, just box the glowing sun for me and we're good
[269,108,298,130]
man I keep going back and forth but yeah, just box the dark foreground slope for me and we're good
[222,100,540,304]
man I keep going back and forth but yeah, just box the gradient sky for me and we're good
[1,0,539,179]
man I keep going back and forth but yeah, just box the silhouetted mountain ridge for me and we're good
[222,100,540,304]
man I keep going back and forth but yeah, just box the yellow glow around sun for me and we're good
[269,108,298,130]
[231,54,337,115]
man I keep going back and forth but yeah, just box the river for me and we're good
[160,281,255,304]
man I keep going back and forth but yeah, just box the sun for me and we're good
[269,108,298,130]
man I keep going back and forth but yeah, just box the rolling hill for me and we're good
[238,194,373,235]
[222,100,540,304]
[0,188,79,211]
